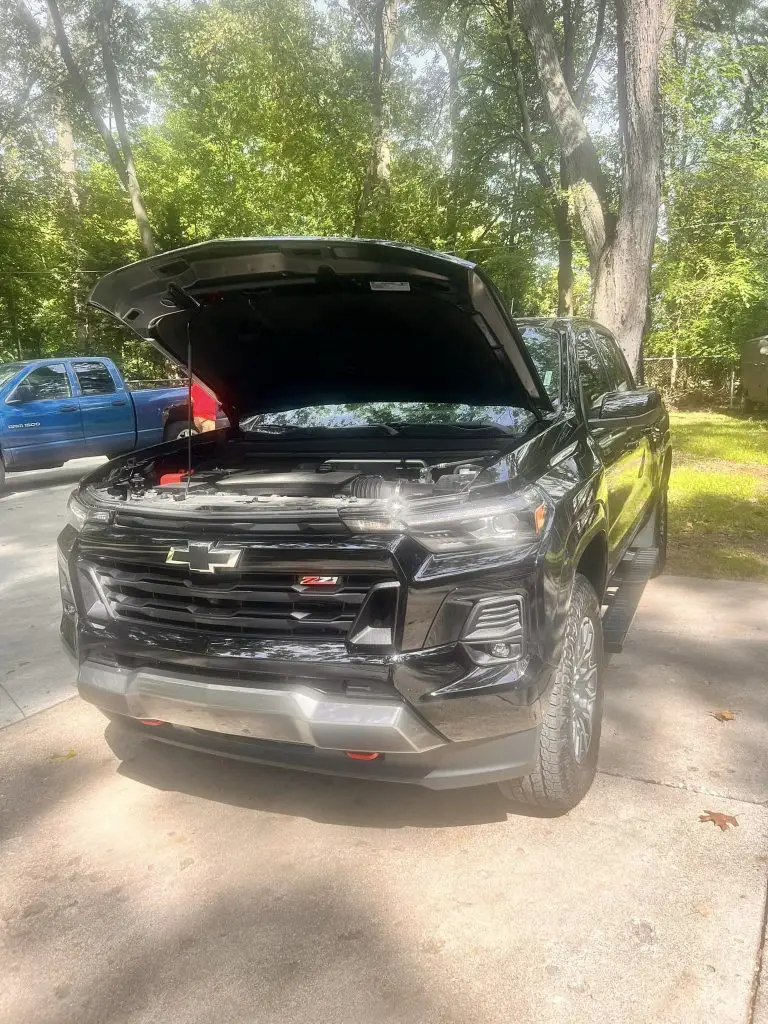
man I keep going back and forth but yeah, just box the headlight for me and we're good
[341,489,551,556]
[66,492,111,531]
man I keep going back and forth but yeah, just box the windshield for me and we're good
[241,402,536,433]
[0,362,27,388]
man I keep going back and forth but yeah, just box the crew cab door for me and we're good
[576,326,646,569]
[592,326,655,544]
[2,363,85,468]
[71,360,136,455]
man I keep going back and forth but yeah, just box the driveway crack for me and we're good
[0,682,24,717]
[597,767,767,807]
[748,875,768,1023]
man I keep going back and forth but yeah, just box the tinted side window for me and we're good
[594,329,633,392]
[520,326,561,405]
[73,361,116,395]
[16,364,71,401]
[576,329,612,411]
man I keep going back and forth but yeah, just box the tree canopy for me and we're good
[1,0,766,382]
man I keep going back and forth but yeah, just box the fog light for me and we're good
[464,640,523,665]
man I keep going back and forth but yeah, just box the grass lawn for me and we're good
[667,412,768,580]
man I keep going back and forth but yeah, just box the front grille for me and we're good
[78,545,398,641]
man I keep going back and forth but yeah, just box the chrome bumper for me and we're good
[78,661,446,754]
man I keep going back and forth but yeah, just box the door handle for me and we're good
[60,404,77,412]
[111,400,127,407]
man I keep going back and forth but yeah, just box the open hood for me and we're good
[89,238,551,421]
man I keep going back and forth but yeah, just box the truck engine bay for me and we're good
[93,448,498,515]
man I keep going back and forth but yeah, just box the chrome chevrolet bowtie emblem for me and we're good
[166,541,243,574]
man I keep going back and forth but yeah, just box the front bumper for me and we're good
[73,653,547,789]
[78,660,443,754]
[109,715,540,790]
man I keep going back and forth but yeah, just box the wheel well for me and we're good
[165,403,190,426]
[576,533,608,601]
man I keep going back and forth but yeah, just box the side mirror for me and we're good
[589,388,662,427]
[7,383,34,405]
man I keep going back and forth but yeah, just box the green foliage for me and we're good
[668,413,768,580]
[0,0,767,394]
[651,12,768,364]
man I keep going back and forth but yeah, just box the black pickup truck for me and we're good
[58,238,671,813]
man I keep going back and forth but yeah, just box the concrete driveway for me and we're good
[0,459,105,725]
[1,465,768,1024]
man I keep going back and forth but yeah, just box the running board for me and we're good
[601,547,658,654]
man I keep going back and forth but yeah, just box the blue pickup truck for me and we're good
[0,357,190,487]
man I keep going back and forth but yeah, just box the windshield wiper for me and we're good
[386,421,516,437]
[243,423,402,437]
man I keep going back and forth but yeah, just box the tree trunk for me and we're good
[555,159,573,316]
[55,103,79,209]
[97,0,155,255]
[354,0,398,235]
[440,12,468,252]
[590,0,672,371]
[515,0,672,374]
[45,0,155,256]
[45,0,128,187]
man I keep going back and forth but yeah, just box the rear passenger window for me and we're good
[576,329,612,412]
[594,329,634,392]
[520,326,561,406]
[73,361,116,395]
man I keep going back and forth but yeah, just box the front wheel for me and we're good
[498,574,604,814]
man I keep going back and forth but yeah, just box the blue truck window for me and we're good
[73,361,116,395]
[12,363,71,401]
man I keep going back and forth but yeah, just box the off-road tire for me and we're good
[498,574,604,814]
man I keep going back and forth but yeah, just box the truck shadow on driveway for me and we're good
[1,464,96,497]
[105,722,520,829]
[0,457,107,497]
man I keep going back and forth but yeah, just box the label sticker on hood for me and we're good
[369,281,411,291]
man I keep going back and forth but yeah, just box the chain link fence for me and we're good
[642,355,740,408]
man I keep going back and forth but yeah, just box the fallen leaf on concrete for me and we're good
[50,749,77,764]
[699,811,739,831]
[710,709,737,723]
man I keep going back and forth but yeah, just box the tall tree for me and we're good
[436,8,469,251]
[355,0,398,234]
[41,0,155,254]
[515,0,673,371]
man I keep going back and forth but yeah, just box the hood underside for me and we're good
[88,238,549,419]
